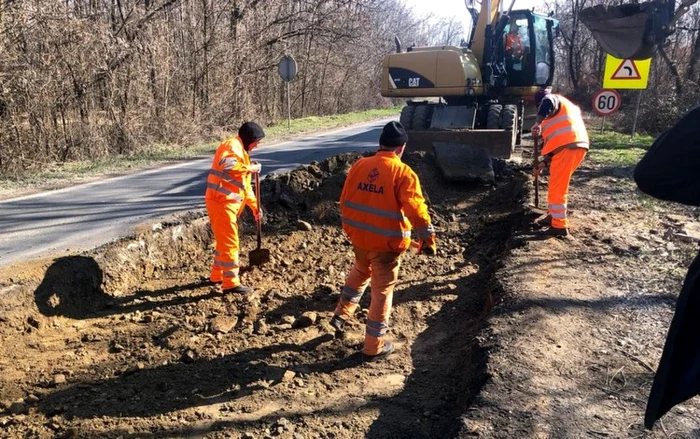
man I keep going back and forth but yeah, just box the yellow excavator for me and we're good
[380,0,559,181]
[380,0,696,181]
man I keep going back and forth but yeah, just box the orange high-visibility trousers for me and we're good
[334,247,401,356]
[548,147,587,229]
[205,199,242,289]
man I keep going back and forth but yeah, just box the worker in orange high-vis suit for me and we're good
[205,122,265,294]
[531,88,589,237]
[328,121,437,361]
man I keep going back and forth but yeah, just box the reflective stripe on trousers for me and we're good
[548,148,587,229]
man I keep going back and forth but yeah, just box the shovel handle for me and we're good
[254,170,262,250]
[533,135,540,208]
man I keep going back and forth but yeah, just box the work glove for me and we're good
[417,236,437,256]
[253,206,264,223]
[533,160,546,177]
[249,161,262,174]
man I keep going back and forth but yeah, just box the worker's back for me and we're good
[340,151,423,253]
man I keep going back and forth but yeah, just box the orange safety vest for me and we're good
[540,95,590,156]
[506,34,523,56]
[340,151,434,253]
[205,136,257,213]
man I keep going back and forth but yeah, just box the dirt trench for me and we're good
[0,152,528,438]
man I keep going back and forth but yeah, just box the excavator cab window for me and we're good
[496,11,558,88]
[533,14,558,86]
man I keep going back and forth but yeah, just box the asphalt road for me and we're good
[0,119,392,268]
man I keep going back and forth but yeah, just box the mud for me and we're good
[0,151,527,438]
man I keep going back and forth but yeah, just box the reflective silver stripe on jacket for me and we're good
[416,224,435,240]
[341,286,364,304]
[209,169,245,190]
[543,112,568,128]
[219,157,238,171]
[206,183,243,202]
[548,203,566,210]
[343,200,406,221]
[366,319,388,338]
[342,217,411,239]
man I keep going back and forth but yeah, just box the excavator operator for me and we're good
[505,23,524,72]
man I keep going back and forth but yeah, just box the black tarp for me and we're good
[633,105,700,429]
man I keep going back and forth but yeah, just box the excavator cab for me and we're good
[581,0,697,60]
[496,11,557,88]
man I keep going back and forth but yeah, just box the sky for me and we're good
[404,0,545,18]
[403,0,547,44]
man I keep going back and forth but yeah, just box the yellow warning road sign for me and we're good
[603,54,651,89]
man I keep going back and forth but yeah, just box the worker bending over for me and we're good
[329,121,437,361]
[531,88,589,237]
[205,122,264,294]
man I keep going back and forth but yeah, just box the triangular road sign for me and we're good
[611,59,641,80]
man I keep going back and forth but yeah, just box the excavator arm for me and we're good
[581,0,698,60]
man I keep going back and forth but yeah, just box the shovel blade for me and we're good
[249,248,271,267]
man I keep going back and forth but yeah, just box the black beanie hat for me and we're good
[238,121,265,148]
[379,121,408,148]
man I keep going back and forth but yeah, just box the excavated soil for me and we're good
[0,152,526,438]
[3,145,700,438]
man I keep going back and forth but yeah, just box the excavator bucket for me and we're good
[581,0,699,60]
[580,1,675,60]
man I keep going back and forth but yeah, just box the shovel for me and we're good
[249,171,271,267]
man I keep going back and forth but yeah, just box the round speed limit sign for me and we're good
[592,89,621,116]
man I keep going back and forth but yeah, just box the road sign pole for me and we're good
[631,89,642,139]
[600,116,605,134]
[287,82,291,131]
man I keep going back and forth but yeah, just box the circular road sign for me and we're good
[592,89,621,116]
[278,55,297,82]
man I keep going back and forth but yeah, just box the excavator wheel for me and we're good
[501,105,518,151]
[400,105,415,130]
[411,105,432,130]
[486,104,502,129]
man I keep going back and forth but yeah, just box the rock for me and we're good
[296,220,313,231]
[678,222,700,242]
[281,259,292,268]
[293,312,318,328]
[446,283,458,291]
[294,256,305,264]
[8,401,27,415]
[27,316,41,329]
[181,350,197,364]
[294,378,305,387]
[52,374,67,386]
[210,315,238,334]
[109,341,125,353]
[281,315,296,325]
[242,434,256,439]
[25,394,39,403]
[254,319,269,335]
[281,370,296,382]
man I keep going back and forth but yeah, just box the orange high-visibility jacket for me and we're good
[506,34,523,56]
[540,95,589,156]
[205,136,257,215]
[340,151,434,253]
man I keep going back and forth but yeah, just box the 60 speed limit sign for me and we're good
[592,89,621,116]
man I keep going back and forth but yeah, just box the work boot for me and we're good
[363,341,395,362]
[534,214,552,228]
[539,227,569,238]
[329,315,346,333]
[222,284,254,295]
